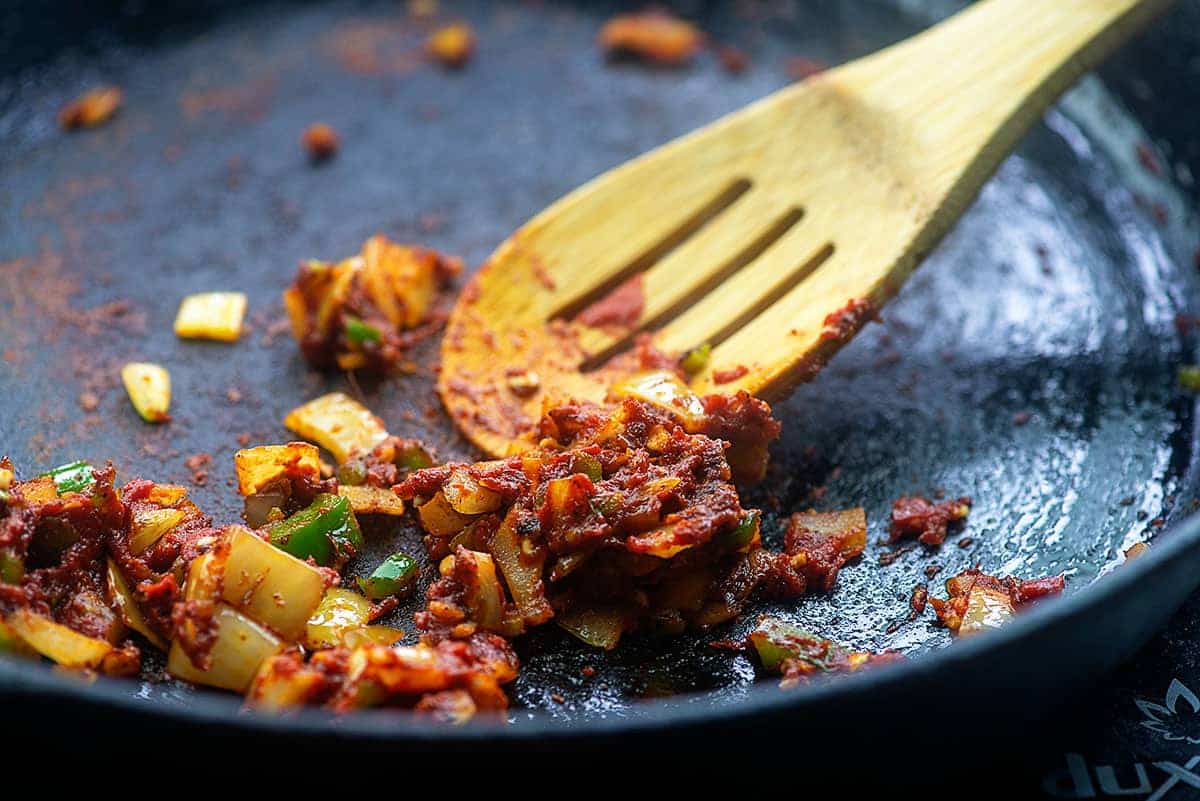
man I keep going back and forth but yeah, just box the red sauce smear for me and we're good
[576,274,644,329]
[819,298,879,343]
[712,364,749,384]
[532,259,557,291]
[783,56,826,81]
[889,494,972,547]
[1136,142,1162,177]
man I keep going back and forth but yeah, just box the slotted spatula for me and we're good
[439,0,1172,457]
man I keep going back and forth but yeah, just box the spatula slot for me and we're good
[577,205,806,370]
[549,177,752,322]
[696,241,835,352]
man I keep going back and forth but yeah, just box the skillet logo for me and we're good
[1138,679,1200,745]
[1042,679,1200,798]
[1043,753,1200,799]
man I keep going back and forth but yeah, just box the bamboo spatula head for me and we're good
[439,0,1171,457]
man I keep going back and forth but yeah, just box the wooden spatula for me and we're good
[439,0,1172,457]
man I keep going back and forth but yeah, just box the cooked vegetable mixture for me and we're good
[0,442,514,718]
[0,369,1071,721]
[397,394,808,648]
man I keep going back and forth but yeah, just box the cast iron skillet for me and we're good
[2,0,1199,757]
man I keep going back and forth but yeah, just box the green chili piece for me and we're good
[589,491,623,519]
[265,493,363,568]
[395,442,435,471]
[0,548,23,584]
[679,343,712,375]
[749,617,848,673]
[1180,365,1200,392]
[721,510,759,550]
[344,316,382,345]
[41,460,94,495]
[357,552,418,599]
[336,460,369,486]
[574,452,603,482]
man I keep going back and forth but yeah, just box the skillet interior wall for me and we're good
[0,0,1198,721]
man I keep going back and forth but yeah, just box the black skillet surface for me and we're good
[2,0,1200,756]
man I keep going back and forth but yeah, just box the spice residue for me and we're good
[576,274,644,330]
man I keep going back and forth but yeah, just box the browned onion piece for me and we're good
[243,490,286,529]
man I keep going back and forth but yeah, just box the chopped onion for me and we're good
[243,490,286,529]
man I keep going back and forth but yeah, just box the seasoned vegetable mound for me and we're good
[283,235,461,372]
[396,397,849,649]
[0,451,516,720]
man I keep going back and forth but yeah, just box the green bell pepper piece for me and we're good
[265,493,363,568]
[357,552,418,599]
[41,460,94,495]
[395,441,435,471]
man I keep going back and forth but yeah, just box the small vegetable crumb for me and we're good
[408,0,437,18]
[909,584,928,617]
[1125,541,1149,561]
[1179,365,1200,392]
[890,494,971,547]
[121,362,170,423]
[59,86,123,130]
[174,292,248,342]
[185,452,212,486]
[931,569,1064,635]
[302,123,339,163]
[599,10,703,66]
[78,392,99,412]
[505,368,540,397]
[715,45,748,75]
[679,343,712,375]
[1012,410,1032,426]
[427,23,475,69]
[783,56,826,81]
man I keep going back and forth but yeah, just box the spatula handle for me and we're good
[830,0,1174,211]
